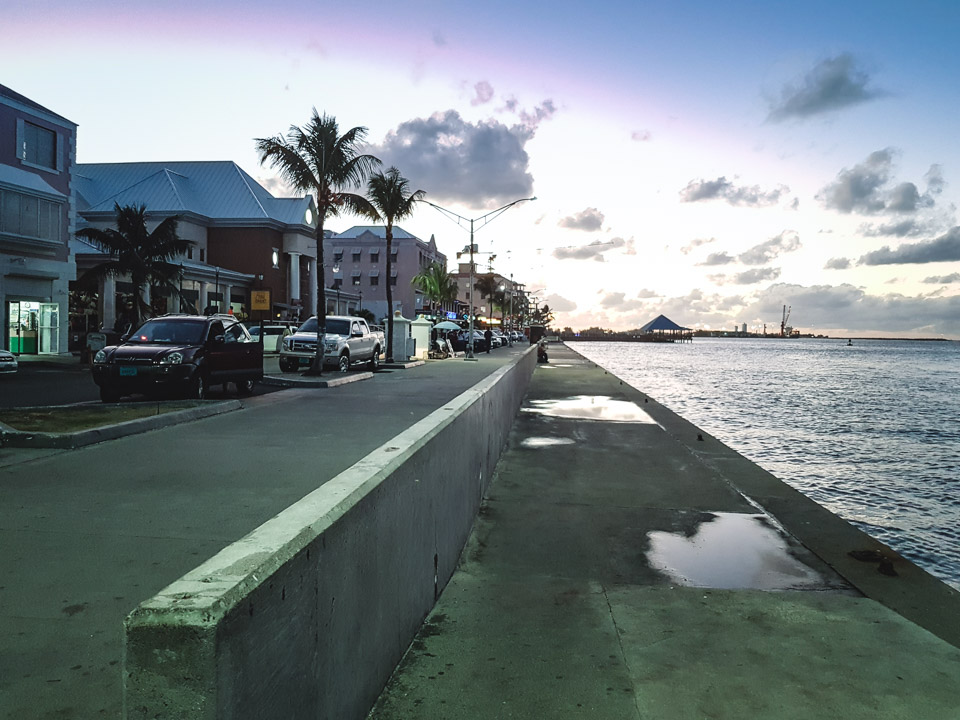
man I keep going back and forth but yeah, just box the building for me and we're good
[325,226,447,322]
[1,83,78,355]
[452,261,525,329]
[73,161,329,336]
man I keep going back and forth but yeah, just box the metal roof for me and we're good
[0,164,66,199]
[74,161,313,229]
[334,225,418,240]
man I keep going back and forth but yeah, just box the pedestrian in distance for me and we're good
[484,328,492,353]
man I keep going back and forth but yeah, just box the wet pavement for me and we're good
[370,344,960,719]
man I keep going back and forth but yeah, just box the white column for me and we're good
[101,275,116,330]
[224,283,233,313]
[200,283,210,313]
[308,258,318,317]
[288,252,301,304]
[170,288,181,313]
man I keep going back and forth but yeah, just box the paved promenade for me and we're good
[0,348,524,720]
[370,344,960,719]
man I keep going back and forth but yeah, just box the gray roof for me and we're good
[639,314,689,332]
[0,164,65,199]
[75,161,313,229]
[334,225,418,241]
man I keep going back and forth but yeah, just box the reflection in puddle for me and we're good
[647,513,826,590]
[521,436,576,448]
[522,395,657,423]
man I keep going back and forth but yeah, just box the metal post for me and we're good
[508,272,514,345]
[467,219,475,359]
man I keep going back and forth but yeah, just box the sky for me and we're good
[6,0,960,338]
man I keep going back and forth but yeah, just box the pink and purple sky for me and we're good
[6,0,960,337]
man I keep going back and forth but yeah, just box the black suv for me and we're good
[92,314,263,402]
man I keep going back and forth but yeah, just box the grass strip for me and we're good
[0,402,204,433]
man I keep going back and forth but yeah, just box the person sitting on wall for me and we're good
[537,340,549,363]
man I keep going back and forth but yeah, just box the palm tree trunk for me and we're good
[385,225,394,361]
[311,217,327,375]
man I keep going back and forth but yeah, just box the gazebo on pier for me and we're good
[638,314,692,343]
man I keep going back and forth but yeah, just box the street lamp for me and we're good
[425,196,535,359]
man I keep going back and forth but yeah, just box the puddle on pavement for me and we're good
[522,395,657,423]
[646,512,827,590]
[520,436,576,448]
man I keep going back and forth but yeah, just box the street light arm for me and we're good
[424,197,536,235]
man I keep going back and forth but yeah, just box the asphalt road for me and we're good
[0,356,283,409]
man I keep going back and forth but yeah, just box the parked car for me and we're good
[279,315,383,373]
[458,329,487,353]
[247,324,293,353]
[91,314,263,402]
[0,349,17,374]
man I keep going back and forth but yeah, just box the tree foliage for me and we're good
[75,203,193,327]
[412,261,458,313]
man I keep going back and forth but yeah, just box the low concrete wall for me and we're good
[123,347,537,719]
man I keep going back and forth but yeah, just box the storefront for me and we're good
[7,299,60,354]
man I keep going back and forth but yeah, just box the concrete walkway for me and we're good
[370,344,960,719]
[0,348,524,720]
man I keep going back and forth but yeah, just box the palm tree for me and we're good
[75,203,193,329]
[255,110,380,374]
[412,261,458,318]
[366,167,425,361]
[473,273,500,320]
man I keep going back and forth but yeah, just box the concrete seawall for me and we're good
[123,347,537,719]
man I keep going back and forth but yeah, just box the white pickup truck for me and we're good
[279,315,384,373]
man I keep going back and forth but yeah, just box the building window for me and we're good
[334,250,343,264]
[390,250,398,262]
[0,188,61,241]
[352,273,361,286]
[332,278,342,289]
[370,250,379,263]
[352,251,361,263]
[200,249,206,262]
[389,275,398,286]
[370,275,379,287]
[187,247,193,260]
[22,122,57,170]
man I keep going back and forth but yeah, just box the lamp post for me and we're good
[425,196,535,359]
[508,272,514,345]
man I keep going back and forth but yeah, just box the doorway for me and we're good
[7,301,60,354]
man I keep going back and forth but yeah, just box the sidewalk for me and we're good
[370,344,960,719]
[0,347,524,720]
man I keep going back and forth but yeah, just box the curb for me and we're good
[0,400,242,449]
[261,372,373,388]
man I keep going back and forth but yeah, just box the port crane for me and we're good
[780,305,791,338]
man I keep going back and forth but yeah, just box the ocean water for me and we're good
[572,337,960,590]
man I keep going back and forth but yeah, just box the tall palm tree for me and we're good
[412,261,458,318]
[473,273,500,321]
[255,110,380,374]
[75,203,193,329]
[366,167,425,361]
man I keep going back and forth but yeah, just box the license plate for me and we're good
[119,366,138,376]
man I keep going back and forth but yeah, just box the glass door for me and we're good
[39,302,60,354]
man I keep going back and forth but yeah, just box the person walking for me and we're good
[484,327,492,353]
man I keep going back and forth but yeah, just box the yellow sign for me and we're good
[251,290,271,311]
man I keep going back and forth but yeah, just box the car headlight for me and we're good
[160,352,184,365]
[94,349,107,364]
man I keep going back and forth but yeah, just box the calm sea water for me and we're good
[573,338,960,590]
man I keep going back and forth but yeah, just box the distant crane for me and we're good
[780,305,791,338]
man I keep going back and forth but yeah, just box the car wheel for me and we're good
[99,386,121,403]
[279,357,298,373]
[338,353,350,373]
[369,348,380,371]
[188,373,207,400]
[236,379,255,395]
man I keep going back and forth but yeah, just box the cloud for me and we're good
[558,207,604,231]
[767,54,885,121]
[631,130,652,142]
[738,231,801,265]
[679,176,788,207]
[859,226,960,265]
[369,106,553,207]
[825,257,851,270]
[471,81,494,106]
[817,149,942,215]
[681,237,716,255]
[859,218,927,238]
[733,268,782,285]
[599,292,646,311]
[544,293,576,312]
[699,252,735,266]
[923,272,960,284]
[552,236,634,261]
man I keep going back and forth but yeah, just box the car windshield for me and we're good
[125,319,206,345]
[297,318,351,335]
